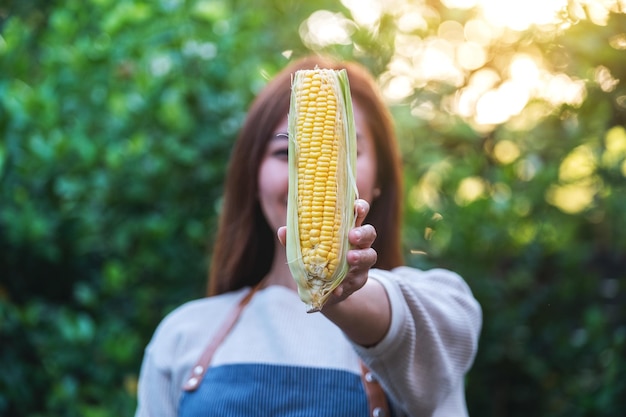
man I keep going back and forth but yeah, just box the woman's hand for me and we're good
[276,199,377,304]
[321,199,378,306]
[277,199,391,347]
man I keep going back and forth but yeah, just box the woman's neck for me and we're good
[261,238,297,290]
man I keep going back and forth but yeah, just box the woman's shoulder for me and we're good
[147,288,249,352]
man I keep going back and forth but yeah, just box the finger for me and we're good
[349,224,377,249]
[277,226,287,247]
[347,247,377,269]
[330,270,366,300]
[332,276,363,299]
[331,285,345,299]
[353,199,370,228]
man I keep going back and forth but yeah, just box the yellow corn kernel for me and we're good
[286,68,358,312]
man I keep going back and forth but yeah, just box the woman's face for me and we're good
[258,101,378,233]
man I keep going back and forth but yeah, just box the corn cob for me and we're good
[286,68,358,312]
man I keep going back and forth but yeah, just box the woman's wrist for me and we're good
[322,277,391,347]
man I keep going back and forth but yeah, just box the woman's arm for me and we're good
[281,199,483,415]
[135,345,178,417]
[353,267,483,416]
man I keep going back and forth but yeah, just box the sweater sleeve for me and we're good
[352,266,482,417]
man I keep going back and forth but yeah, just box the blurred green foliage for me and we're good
[1,0,624,416]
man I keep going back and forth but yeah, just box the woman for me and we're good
[135,55,482,417]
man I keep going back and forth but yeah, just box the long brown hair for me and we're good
[208,55,404,296]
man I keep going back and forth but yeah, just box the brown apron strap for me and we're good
[182,286,259,391]
[182,284,391,416]
[360,361,391,417]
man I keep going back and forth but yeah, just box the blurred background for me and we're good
[1,0,625,416]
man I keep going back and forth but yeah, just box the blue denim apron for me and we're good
[178,285,390,417]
